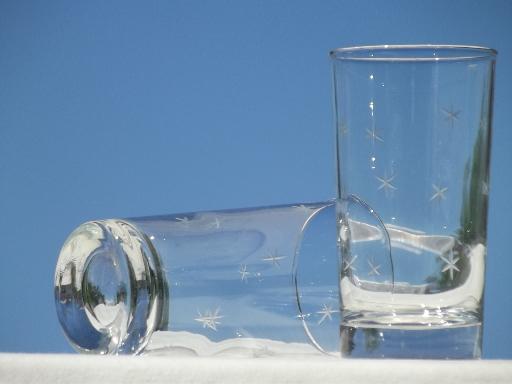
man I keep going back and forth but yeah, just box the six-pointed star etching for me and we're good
[208,217,221,229]
[430,184,448,202]
[339,121,349,136]
[376,173,397,195]
[262,250,287,267]
[316,304,338,325]
[441,106,461,129]
[343,255,358,272]
[194,308,223,331]
[366,127,384,144]
[239,264,250,282]
[367,259,381,276]
[440,250,460,281]
[176,217,191,226]
[482,181,489,196]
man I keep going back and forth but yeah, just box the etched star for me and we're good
[194,307,223,331]
[343,255,358,272]
[366,127,384,144]
[376,173,397,194]
[482,181,489,196]
[293,204,311,214]
[176,217,190,226]
[316,304,338,325]
[239,264,250,282]
[262,250,286,267]
[441,106,461,128]
[339,121,349,136]
[367,259,381,276]
[208,217,221,229]
[439,250,460,281]
[430,184,448,202]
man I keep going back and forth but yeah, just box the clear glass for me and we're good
[54,202,353,357]
[332,45,496,358]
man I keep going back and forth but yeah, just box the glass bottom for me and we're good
[340,309,482,359]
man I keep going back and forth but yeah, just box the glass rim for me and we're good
[330,44,497,62]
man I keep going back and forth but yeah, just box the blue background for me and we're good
[0,0,510,357]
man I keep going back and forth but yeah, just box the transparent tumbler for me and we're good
[54,202,350,356]
[331,45,496,358]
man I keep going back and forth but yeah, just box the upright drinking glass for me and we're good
[54,202,350,356]
[331,45,496,358]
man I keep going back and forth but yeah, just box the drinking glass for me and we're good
[331,45,496,358]
[54,202,355,356]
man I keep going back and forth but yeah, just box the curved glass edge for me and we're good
[54,220,165,355]
[329,44,497,62]
[292,201,339,356]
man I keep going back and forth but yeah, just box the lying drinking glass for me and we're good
[55,201,353,356]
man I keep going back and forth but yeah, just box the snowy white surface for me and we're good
[143,330,326,357]
[1,354,511,384]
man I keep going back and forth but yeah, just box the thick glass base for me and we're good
[340,310,482,359]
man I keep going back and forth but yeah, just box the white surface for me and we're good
[144,331,323,357]
[1,354,512,384]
